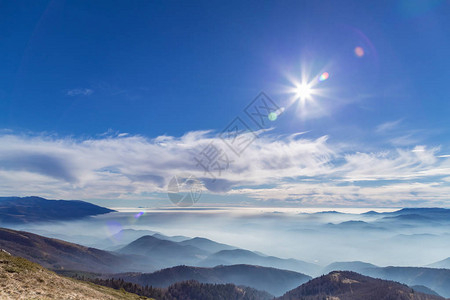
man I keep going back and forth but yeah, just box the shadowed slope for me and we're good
[277,271,445,300]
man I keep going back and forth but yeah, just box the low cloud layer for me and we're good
[0,130,449,207]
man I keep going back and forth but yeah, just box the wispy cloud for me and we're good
[0,130,449,206]
[66,88,93,96]
[388,133,421,146]
[375,119,402,133]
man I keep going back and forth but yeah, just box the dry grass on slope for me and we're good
[0,250,152,300]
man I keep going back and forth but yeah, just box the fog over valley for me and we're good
[9,206,450,268]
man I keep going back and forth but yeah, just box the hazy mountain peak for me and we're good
[323,261,379,274]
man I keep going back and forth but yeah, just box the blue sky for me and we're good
[0,0,450,207]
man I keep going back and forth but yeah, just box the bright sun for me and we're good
[295,82,312,100]
[284,68,330,119]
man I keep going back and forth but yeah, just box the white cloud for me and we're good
[0,130,449,206]
[230,181,450,207]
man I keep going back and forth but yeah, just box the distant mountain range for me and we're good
[178,236,237,252]
[312,207,450,235]
[276,271,445,300]
[198,248,321,275]
[4,225,450,297]
[428,257,450,269]
[113,232,321,276]
[0,227,310,296]
[43,228,192,251]
[110,264,311,297]
[391,208,450,216]
[378,208,450,224]
[322,207,450,220]
[322,261,378,274]
[118,235,209,267]
[363,266,450,298]
[119,234,237,255]
[0,196,114,223]
[0,227,154,273]
[3,247,447,300]
[1,226,450,299]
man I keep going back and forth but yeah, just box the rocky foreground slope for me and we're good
[0,250,151,300]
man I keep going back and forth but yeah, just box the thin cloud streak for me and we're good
[375,119,403,133]
[66,88,93,96]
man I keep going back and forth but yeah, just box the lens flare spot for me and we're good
[134,211,145,219]
[319,72,329,82]
[268,112,278,121]
[105,221,123,240]
[355,46,364,57]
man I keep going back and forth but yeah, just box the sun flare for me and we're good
[282,68,331,119]
[295,82,313,100]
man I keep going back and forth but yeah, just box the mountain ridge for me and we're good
[0,196,114,223]
[276,271,446,300]
[107,264,312,296]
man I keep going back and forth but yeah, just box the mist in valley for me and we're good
[8,207,450,269]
